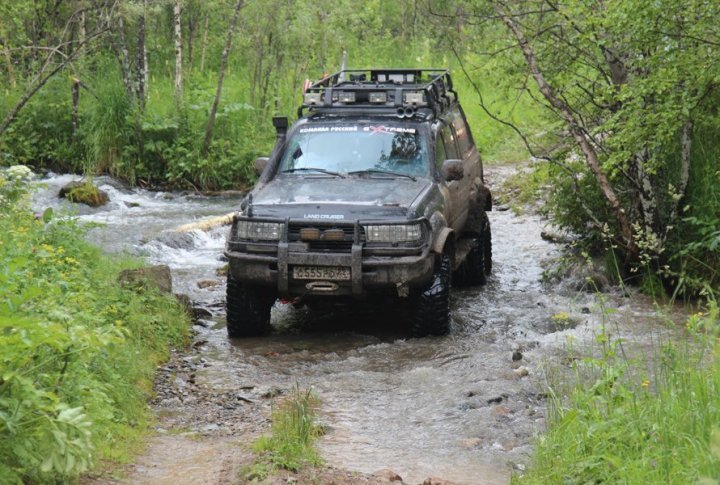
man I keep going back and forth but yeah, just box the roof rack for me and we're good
[298,68,457,119]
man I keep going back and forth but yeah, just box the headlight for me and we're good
[363,224,423,243]
[236,221,283,241]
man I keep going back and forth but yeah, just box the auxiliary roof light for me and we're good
[369,92,387,104]
[403,91,426,106]
[304,92,322,105]
[337,91,356,103]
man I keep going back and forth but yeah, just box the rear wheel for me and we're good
[412,254,452,337]
[226,274,275,337]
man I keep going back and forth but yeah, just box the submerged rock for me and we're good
[59,180,109,207]
[119,265,173,293]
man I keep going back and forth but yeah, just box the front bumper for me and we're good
[225,218,435,298]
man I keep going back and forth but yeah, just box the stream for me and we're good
[33,166,681,484]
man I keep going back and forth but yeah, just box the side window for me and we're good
[450,109,473,158]
[435,131,447,169]
[440,124,458,160]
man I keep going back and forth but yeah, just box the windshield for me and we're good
[278,123,429,177]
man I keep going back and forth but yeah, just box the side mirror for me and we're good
[441,159,464,181]
[254,157,269,176]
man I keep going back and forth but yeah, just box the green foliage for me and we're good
[248,385,323,478]
[516,303,720,484]
[0,172,189,482]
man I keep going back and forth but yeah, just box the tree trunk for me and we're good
[1,38,15,88]
[136,1,147,110]
[202,0,244,157]
[116,16,134,99]
[495,4,638,260]
[174,0,183,103]
[200,13,209,72]
[71,77,80,136]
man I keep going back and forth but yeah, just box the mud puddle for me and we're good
[35,166,684,484]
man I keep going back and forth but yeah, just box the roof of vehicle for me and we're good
[298,68,458,121]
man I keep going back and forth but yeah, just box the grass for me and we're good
[0,170,190,482]
[244,385,323,480]
[515,301,720,484]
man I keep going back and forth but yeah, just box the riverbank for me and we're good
[0,168,190,482]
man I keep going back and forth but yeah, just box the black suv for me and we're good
[225,69,492,337]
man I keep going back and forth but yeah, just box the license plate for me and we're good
[293,266,350,281]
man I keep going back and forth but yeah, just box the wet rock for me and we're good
[512,350,523,361]
[486,396,504,405]
[261,387,284,399]
[423,477,454,485]
[215,264,229,277]
[197,278,221,289]
[493,405,511,416]
[581,306,591,314]
[192,306,213,319]
[153,231,197,250]
[175,294,193,318]
[540,230,572,244]
[372,469,403,482]
[514,366,530,378]
[59,181,109,207]
[460,438,482,449]
[119,265,172,293]
[125,201,141,208]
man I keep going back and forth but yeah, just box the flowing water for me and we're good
[33,169,682,484]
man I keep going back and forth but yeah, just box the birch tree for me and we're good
[174,0,183,103]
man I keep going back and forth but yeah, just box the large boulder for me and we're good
[118,265,173,294]
[59,180,109,207]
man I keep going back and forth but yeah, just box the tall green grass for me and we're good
[0,169,190,482]
[516,302,720,484]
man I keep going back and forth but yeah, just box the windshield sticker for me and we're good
[303,214,345,220]
[299,126,359,133]
[364,125,416,135]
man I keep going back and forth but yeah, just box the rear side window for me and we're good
[440,124,458,160]
[450,110,473,158]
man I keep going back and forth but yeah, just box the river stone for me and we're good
[58,180,109,207]
[372,469,403,482]
[197,278,221,289]
[153,231,197,250]
[119,265,173,294]
[423,478,454,485]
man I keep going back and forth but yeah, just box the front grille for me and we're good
[288,223,363,253]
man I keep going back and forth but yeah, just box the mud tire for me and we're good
[226,275,274,337]
[412,254,452,337]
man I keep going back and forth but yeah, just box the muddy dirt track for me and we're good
[35,164,680,484]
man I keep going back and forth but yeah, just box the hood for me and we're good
[248,176,431,220]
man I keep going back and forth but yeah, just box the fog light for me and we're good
[322,229,345,241]
[299,227,321,241]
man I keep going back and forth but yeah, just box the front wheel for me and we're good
[226,274,275,338]
[412,254,452,337]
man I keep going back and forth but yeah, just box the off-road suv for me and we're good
[225,69,492,337]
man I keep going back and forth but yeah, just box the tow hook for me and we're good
[396,281,410,298]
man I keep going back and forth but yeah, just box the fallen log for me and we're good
[175,212,235,233]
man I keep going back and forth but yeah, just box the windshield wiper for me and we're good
[348,169,417,181]
[282,167,345,178]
